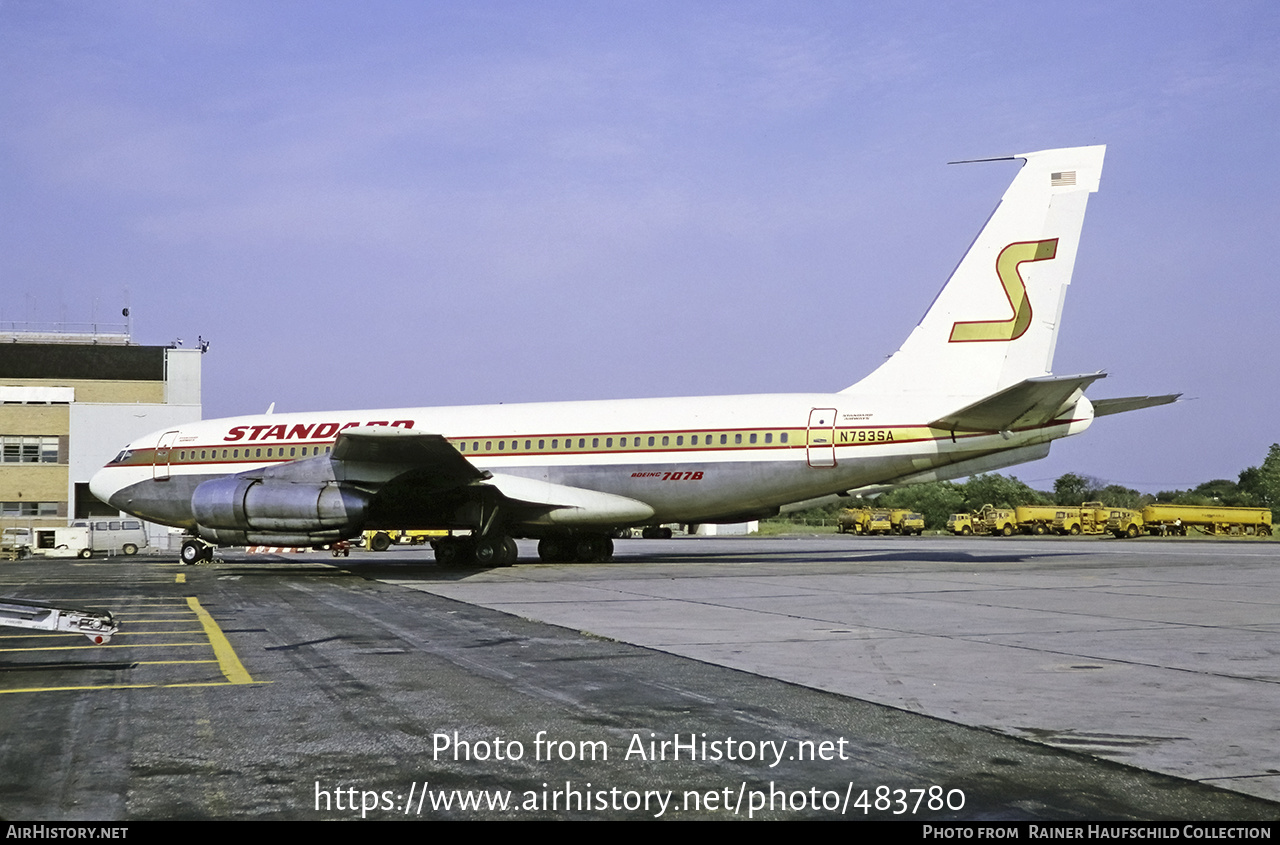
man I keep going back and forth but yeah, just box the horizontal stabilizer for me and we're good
[1092,394,1180,417]
[931,372,1106,432]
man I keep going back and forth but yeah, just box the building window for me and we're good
[2,436,60,464]
[1,501,59,517]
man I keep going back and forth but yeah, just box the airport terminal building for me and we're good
[0,327,202,539]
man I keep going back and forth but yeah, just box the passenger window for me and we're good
[552,440,559,449]
[676,436,683,446]
[290,447,296,457]
[592,438,599,448]
[735,434,742,444]
[720,434,727,445]
[648,436,655,447]
[780,433,788,443]
[606,438,613,447]
[750,433,757,444]
[662,436,669,446]
[486,441,492,451]
[578,438,585,448]
[765,433,772,444]
[538,440,545,449]
[525,440,531,450]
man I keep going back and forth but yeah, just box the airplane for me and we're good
[90,145,1177,567]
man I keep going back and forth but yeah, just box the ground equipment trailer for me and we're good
[0,598,118,644]
[1108,504,1273,538]
[364,529,449,552]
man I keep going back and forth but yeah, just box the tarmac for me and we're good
[1,534,1277,820]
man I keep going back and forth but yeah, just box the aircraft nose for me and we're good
[89,465,124,510]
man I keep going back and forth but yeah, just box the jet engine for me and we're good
[190,476,370,546]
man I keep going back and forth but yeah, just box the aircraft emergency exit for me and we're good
[90,145,1176,566]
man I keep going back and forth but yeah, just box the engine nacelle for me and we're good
[191,476,370,543]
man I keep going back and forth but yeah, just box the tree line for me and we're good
[787,443,1280,531]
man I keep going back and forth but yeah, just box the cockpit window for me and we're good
[111,449,132,464]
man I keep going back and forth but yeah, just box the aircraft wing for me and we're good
[255,427,651,526]
[252,427,488,490]
[1092,394,1180,417]
[931,373,1107,432]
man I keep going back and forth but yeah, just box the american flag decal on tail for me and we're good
[1051,171,1077,186]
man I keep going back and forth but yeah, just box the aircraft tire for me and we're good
[472,538,501,567]
[433,540,462,566]
[180,541,205,565]
[575,536,612,563]
[497,536,518,567]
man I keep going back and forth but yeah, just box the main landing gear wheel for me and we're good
[537,536,613,563]
[575,536,613,563]
[467,535,519,567]
[180,540,212,565]
[537,538,572,563]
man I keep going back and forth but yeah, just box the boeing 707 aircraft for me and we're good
[90,145,1175,566]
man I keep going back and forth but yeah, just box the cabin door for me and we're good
[806,408,837,468]
[153,430,179,481]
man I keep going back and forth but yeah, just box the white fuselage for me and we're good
[90,389,1093,531]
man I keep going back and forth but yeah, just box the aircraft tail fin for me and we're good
[845,145,1105,402]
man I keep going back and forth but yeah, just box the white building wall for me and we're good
[164,348,202,406]
[68,403,203,487]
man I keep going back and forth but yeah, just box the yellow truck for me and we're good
[890,510,926,535]
[1107,505,1273,538]
[837,508,872,534]
[948,504,1016,536]
[1052,502,1110,535]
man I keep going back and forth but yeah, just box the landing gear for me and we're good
[433,534,518,567]
[473,536,518,567]
[537,536,613,563]
[180,539,213,565]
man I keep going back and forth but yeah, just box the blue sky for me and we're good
[2,1,1276,492]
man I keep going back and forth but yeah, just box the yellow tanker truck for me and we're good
[1107,505,1272,538]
